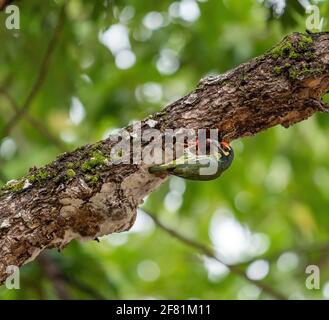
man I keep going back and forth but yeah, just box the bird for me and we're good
[148,140,234,181]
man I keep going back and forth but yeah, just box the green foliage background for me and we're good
[1,0,329,299]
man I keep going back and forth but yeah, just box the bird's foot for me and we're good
[319,101,329,112]
[305,98,329,113]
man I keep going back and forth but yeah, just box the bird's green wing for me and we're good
[169,155,222,180]
[148,154,217,174]
[148,154,191,173]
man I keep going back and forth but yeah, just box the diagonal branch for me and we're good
[0,88,66,151]
[145,210,286,300]
[38,253,107,300]
[0,32,329,285]
[2,4,65,137]
[37,253,72,300]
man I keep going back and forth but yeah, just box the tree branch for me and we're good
[38,252,106,300]
[0,88,66,151]
[0,32,329,284]
[146,210,286,300]
[2,4,65,137]
[38,253,72,300]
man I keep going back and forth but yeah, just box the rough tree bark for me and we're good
[0,32,329,283]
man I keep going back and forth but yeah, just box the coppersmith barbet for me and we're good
[148,141,234,181]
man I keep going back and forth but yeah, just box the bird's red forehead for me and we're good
[220,141,230,148]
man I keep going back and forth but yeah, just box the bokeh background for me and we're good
[1,0,329,300]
